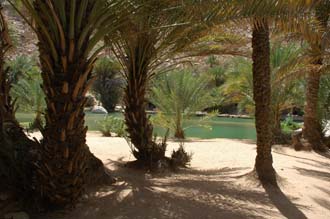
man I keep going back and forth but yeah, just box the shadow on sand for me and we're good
[35,159,309,219]
[261,182,307,219]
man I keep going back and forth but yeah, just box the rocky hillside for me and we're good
[3,3,37,58]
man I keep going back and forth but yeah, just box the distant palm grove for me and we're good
[1,0,330,213]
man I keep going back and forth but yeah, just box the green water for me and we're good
[16,112,256,140]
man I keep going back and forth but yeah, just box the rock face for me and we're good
[4,212,29,219]
[91,106,108,114]
[3,4,37,58]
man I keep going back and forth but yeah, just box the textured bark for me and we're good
[302,4,330,152]
[302,69,324,151]
[272,107,285,144]
[273,105,281,135]
[272,111,290,145]
[33,1,110,207]
[123,36,166,166]
[174,128,185,139]
[252,19,276,184]
[174,115,185,139]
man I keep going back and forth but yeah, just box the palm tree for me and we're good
[150,70,214,139]
[110,0,259,166]
[9,0,130,206]
[232,0,316,183]
[110,0,315,168]
[223,44,306,142]
[302,2,330,151]
[110,0,219,166]
[270,43,306,141]
[221,58,255,114]
[11,69,45,130]
[252,18,277,184]
[251,16,307,184]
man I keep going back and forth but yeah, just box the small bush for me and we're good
[171,142,192,168]
[281,116,301,133]
[97,116,126,137]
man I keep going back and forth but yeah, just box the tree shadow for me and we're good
[312,186,330,210]
[261,182,308,219]
[236,139,257,145]
[273,151,321,163]
[297,159,330,171]
[171,139,219,143]
[315,150,330,159]
[295,167,330,181]
[35,160,309,219]
[179,167,251,176]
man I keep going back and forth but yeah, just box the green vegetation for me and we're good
[6,56,37,83]
[1,0,330,211]
[170,142,193,168]
[151,70,215,139]
[16,112,257,139]
[319,74,330,130]
[10,57,44,130]
[220,43,306,142]
[92,57,123,112]
[281,116,302,134]
[97,115,126,137]
[9,0,131,206]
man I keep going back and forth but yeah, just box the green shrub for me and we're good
[9,56,45,131]
[281,116,302,133]
[97,116,126,137]
[7,56,38,84]
[171,142,192,168]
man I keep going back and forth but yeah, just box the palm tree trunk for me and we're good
[302,68,324,151]
[252,19,276,184]
[36,46,109,207]
[174,128,185,139]
[302,5,330,152]
[124,68,154,160]
[174,114,185,139]
[124,60,159,163]
[32,0,110,207]
[123,37,165,166]
[272,105,286,144]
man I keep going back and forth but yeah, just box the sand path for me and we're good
[37,132,330,219]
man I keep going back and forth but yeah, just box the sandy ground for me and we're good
[30,132,330,219]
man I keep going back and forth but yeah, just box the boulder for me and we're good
[91,106,108,114]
